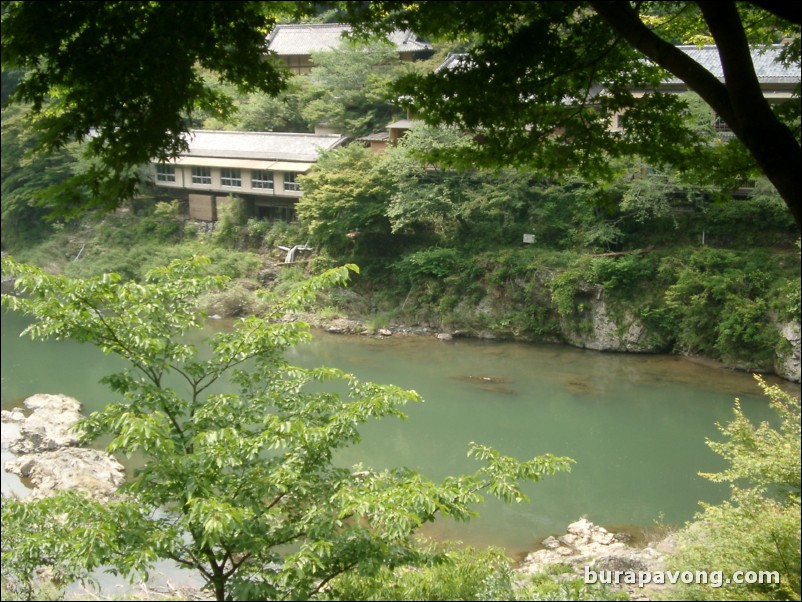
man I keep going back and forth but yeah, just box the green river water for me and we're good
[2,309,798,560]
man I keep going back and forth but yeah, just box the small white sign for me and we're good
[523,233,536,244]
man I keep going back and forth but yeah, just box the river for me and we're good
[2,308,798,559]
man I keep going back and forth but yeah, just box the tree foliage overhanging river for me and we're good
[2,309,798,558]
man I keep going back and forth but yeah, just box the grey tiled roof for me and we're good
[182,130,347,162]
[669,45,799,83]
[386,119,418,129]
[436,45,799,85]
[386,29,433,53]
[267,23,431,56]
[357,131,390,142]
[435,53,470,73]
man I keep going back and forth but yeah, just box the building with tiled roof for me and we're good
[623,45,799,135]
[437,46,798,97]
[152,130,347,221]
[657,45,799,99]
[268,23,433,74]
[434,45,799,137]
[357,119,421,153]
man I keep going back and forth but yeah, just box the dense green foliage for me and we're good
[295,125,798,367]
[296,144,395,266]
[202,41,414,138]
[0,103,83,249]
[341,1,801,228]
[0,256,573,601]
[0,1,307,216]
[668,377,801,600]
[300,43,410,139]
[2,2,800,226]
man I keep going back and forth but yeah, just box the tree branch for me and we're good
[589,0,801,230]
[223,551,252,579]
[747,0,802,25]
[697,2,768,126]
[306,561,360,599]
[588,1,736,124]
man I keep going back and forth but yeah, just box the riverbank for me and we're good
[4,219,800,384]
[280,308,801,385]
[60,520,680,601]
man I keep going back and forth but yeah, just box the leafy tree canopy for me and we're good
[0,103,83,248]
[0,255,573,601]
[669,376,801,600]
[297,144,395,265]
[2,1,799,228]
[0,1,306,217]
[338,1,801,230]
[300,42,409,138]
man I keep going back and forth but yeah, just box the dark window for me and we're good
[284,172,301,192]
[252,170,274,190]
[191,167,211,185]
[221,168,241,187]
[255,205,296,222]
[156,164,175,182]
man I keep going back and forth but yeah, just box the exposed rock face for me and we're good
[2,393,83,454]
[517,518,676,600]
[5,447,126,501]
[775,321,801,383]
[561,296,658,353]
[2,393,126,501]
[319,317,367,335]
[284,298,799,381]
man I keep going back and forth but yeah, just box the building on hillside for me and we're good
[358,119,419,153]
[658,45,798,97]
[151,130,347,222]
[616,44,799,135]
[267,23,433,74]
[357,130,391,154]
[435,45,800,135]
[359,44,799,156]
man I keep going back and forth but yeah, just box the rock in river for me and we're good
[2,393,126,501]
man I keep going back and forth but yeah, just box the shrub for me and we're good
[393,248,463,284]
[661,248,782,362]
[214,196,247,247]
[668,377,801,601]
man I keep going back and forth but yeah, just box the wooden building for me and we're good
[151,130,347,221]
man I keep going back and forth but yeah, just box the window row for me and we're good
[156,165,302,191]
